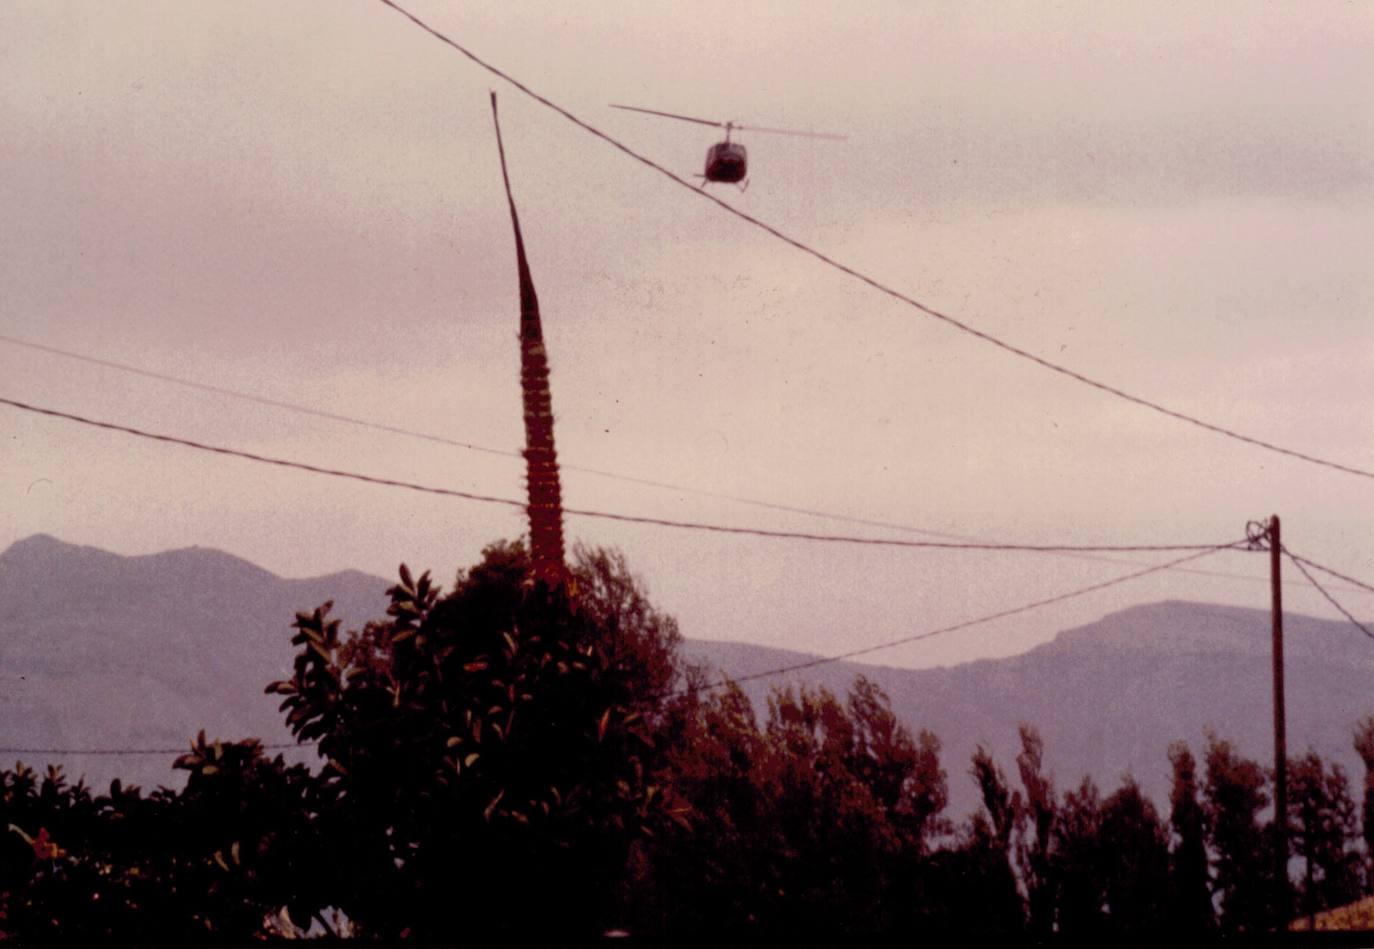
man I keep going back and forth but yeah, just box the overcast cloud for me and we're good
[2,1,1372,668]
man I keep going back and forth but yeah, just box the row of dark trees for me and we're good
[3,541,1374,943]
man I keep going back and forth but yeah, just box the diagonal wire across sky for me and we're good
[0,393,1239,555]
[375,0,1374,486]
[9,331,1367,599]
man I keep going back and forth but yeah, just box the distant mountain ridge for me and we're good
[688,600,1374,814]
[3,535,1372,817]
[0,534,390,788]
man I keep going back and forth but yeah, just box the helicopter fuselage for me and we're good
[610,102,841,189]
[704,141,748,183]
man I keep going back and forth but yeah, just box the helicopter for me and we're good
[610,103,844,190]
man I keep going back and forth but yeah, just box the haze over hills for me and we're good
[0,534,389,789]
[2,535,1371,817]
[692,602,1374,814]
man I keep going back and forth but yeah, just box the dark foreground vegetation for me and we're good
[3,541,1374,943]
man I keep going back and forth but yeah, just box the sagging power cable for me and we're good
[374,0,1374,486]
[0,394,1237,555]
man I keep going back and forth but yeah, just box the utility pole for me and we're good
[491,92,567,588]
[1251,515,1288,927]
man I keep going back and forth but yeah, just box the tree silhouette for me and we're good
[266,540,683,941]
[1354,716,1374,882]
[1014,724,1057,938]
[1098,778,1170,937]
[956,744,1026,936]
[1054,775,1105,937]
[10,548,1374,944]
[1167,740,1214,934]
[1288,749,1362,923]
[1204,733,1276,933]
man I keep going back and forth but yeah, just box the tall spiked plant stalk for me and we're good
[492,93,566,587]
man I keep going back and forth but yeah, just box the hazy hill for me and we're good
[3,535,1371,818]
[688,600,1374,815]
[0,534,389,790]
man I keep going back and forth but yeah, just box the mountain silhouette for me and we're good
[0,534,388,790]
[2,535,1371,817]
[690,599,1374,815]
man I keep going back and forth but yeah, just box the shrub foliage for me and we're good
[2,541,1370,941]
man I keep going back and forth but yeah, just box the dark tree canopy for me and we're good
[1098,778,1170,937]
[1015,724,1056,939]
[1168,740,1214,935]
[4,540,1374,942]
[264,540,685,940]
[1204,733,1277,933]
[1289,750,1362,922]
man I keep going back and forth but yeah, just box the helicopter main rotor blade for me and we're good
[609,103,727,129]
[731,123,847,141]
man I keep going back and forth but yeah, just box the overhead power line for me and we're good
[1285,554,1374,598]
[375,0,1374,486]
[0,395,524,508]
[1284,550,1374,641]
[676,542,1246,695]
[0,332,963,543]
[0,333,1330,592]
[0,394,1234,555]
[0,333,513,461]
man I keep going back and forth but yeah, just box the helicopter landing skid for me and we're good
[696,175,749,193]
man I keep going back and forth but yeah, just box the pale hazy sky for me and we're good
[2,1,1372,668]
